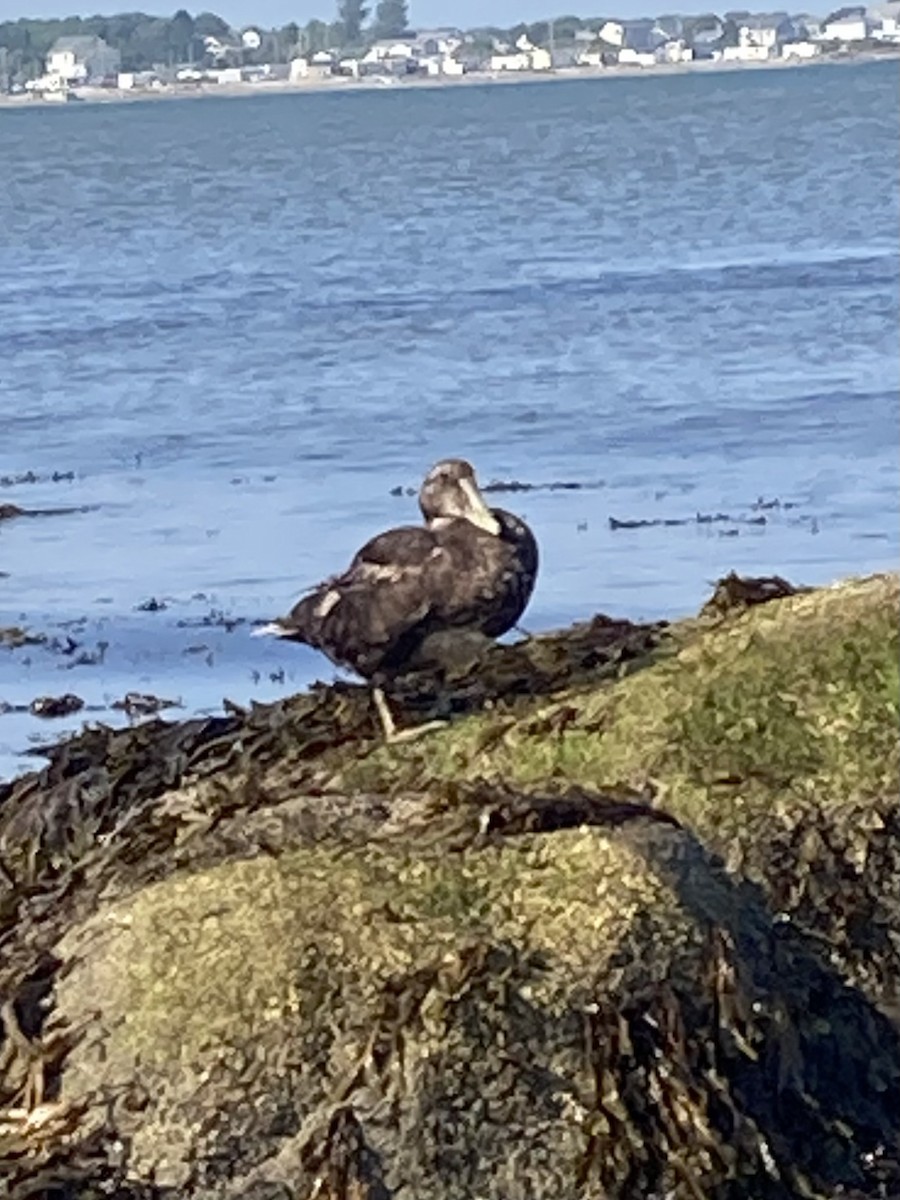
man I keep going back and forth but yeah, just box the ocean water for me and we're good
[0,61,898,778]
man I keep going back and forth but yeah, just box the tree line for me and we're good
[0,1,411,81]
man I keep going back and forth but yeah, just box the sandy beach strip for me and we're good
[1,47,897,109]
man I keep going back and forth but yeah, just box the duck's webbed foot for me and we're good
[372,687,447,744]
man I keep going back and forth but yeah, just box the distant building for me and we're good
[203,35,241,66]
[46,35,120,83]
[870,0,900,38]
[688,17,728,58]
[620,18,666,51]
[735,13,796,55]
[490,37,551,70]
[551,46,584,67]
[823,6,872,38]
[653,15,685,39]
[658,39,694,61]
[490,51,531,69]
[598,20,625,46]
[241,28,262,51]
[118,69,164,90]
[362,39,416,63]
[576,47,606,66]
[410,29,463,57]
[793,12,824,37]
[781,38,821,55]
[619,47,657,65]
[717,11,796,59]
[306,51,335,79]
[420,54,464,75]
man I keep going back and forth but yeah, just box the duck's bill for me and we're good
[460,477,501,535]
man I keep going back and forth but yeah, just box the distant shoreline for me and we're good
[1,47,897,109]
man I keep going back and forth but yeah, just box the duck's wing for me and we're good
[477,508,540,637]
[420,514,539,639]
[349,525,441,569]
[269,525,451,678]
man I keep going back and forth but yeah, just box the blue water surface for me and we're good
[0,61,898,777]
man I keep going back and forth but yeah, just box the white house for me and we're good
[619,47,657,66]
[420,54,464,75]
[410,29,463,57]
[739,19,777,50]
[362,39,415,63]
[781,39,821,55]
[241,28,262,51]
[490,51,530,69]
[598,20,625,46]
[722,43,770,59]
[490,38,551,71]
[734,14,795,56]
[867,0,900,36]
[823,9,871,38]
[203,35,241,65]
[46,35,120,82]
[306,51,335,78]
[658,39,694,62]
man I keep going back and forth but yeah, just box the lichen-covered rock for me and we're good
[0,573,897,1199]
[47,790,899,1199]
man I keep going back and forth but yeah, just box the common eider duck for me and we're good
[253,458,539,740]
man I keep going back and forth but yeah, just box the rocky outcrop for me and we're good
[1,573,898,1199]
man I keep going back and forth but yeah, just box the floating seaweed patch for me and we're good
[177,610,246,632]
[0,627,46,650]
[0,503,94,522]
[111,692,181,717]
[609,511,769,530]
[0,470,76,488]
[135,597,168,612]
[391,478,605,497]
[700,570,810,617]
[29,694,85,718]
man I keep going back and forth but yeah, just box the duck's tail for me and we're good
[251,620,294,638]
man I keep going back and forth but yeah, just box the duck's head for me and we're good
[418,458,500,535]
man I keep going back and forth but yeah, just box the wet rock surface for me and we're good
[0,573,897,1199]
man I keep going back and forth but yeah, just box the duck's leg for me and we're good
[372,687,447,744]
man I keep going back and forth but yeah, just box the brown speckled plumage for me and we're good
[256,459,538,687]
